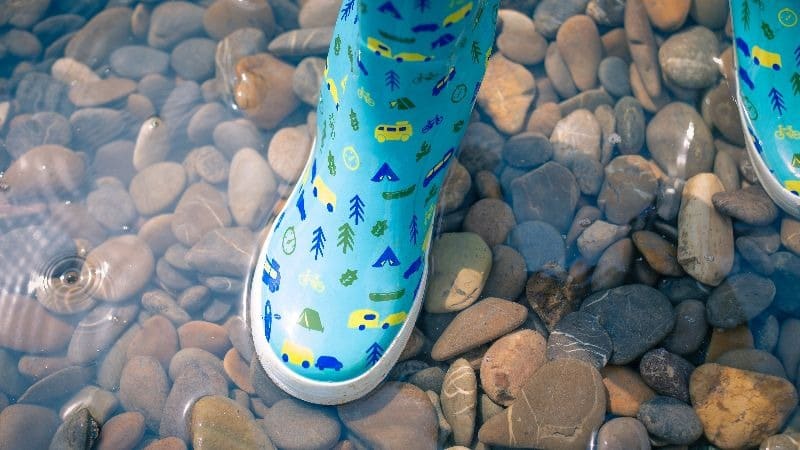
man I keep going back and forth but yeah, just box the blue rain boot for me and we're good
[730,0,800,217]
[249,0,499,404]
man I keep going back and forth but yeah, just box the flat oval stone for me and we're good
[591,238,634,292]
[171,183,232,246]
[508,221,566,272]
[556,15,602,91]
[68,78,136,107]
[129,162,187,216]
[658,26,719,89]
[5,111,72,158]
[597,417,651,450]
[601,365,656,417]
[431,297,527,361]
[119,356,169,432]
[482,245,527,300]
[110,46,169,79]
[477,53,536,135]
[706,273,775,328]
[423,232,492,314]
[95,412,145,450]
[68,303,139,364]
[338,382,437,450]
[479,359,606,449]
[147,2,205,50]
[441,358,477,446]
[177,321,232,358]
[716,349,787,379]
[160,361,228,442]
[646,102,715,179]
[597,155,658,225]
[263,399,340,450]
[625,0,661,98]
[712,185,779,226]
[17,365,93,405]
[463,198,516,248]
[614,96,645,154]
[662,299,707,355]
[185,227,255,278]
[632,230,683,276]
[511,161,579,232]
[64,7,132,68]
[0,294,74,353]
[229,148,277,228]
[638,348,694,402]
[3,144,85,200]
[84,235,155,302]
[481,329,547,406]
[581,284,675,364]
[0,404,59,450]
[496,9,547,65]
[637,396,702,445]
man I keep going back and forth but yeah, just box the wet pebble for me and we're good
[582,284,675,364]
[599,56,631,98]
[662,299,707,355]
[64,7,132,68]
[68,77,136,108]
[229,148,277,228]
[678,173,734,286]
[637,396,702,445]
[462,198,516,248]
[424,232,492,313]
[87,178,137,230]
[690,363,798,449]
[338,382,437,450]
[689,0,729,29]
[263,399,340,450]
[110,46,169,79]
[441,359,477,446]
[170,38,216,82]
[479,359,605,449]
[171,183,232,246]
[84,235,155,302]
[203,0,276,41]
[147,2,205,50]
[178,320,232,358]
[291,56,325,106]
[533,0,589,38]
[502,131,553,170]
[50,407,100,450]
[509,220,565,272]
[614,96,645,154]
[706,273,775,328]
[3,144,85,200]
[481,329,547,406]
[511,161,579,232]
[482,244,527,300]
[639,348,694,402]
[68,303,139,364]
[632,230,683,276]
[577,220,630,262]
[496,9,547,65]
[17,365,93,405]
[596,417,651,450]
[0,294,74,354]
[659,26,719,89]
[647,102,715,179]
[550,109,602,163]
[60,385,118,425]
[716,348,787,379]
[591,238,634,292]
[128,315,180,369]
[119,356,169,432]
[5,112,72,158]
[547,311,613,368]
[477,53,535,135]
[0,404,59,450]
[160,360,228,441]
[267,27,332,57]
[186,227,255,277]
[234,53,299,129]
[597,155,658,225]
[556,15,601,91]
[95,411,145,450]
[267,126,311,182]
[713,185,779,226]
[15,72,72,116]
[129,162,187,216]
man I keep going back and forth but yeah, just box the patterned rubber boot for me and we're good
[249,0,499,405]
[730,0,800,217]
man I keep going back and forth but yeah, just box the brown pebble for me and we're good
[224,348,255,394]
[556,15,602,91]
[601,365,656,417]
[480,329,547,406]
[178,321,232,357]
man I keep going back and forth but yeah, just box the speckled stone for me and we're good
[637,396,703,445]
[639,348,694,402]
[480,329,547,406]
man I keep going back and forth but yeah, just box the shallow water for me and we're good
[1,0,799,449]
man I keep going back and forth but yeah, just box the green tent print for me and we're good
[297,308,324,332]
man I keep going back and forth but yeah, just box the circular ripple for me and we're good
[34,254,100,315]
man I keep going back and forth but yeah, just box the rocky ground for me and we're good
[1,0,800,449]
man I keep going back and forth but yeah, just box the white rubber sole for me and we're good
[244,139,432,405]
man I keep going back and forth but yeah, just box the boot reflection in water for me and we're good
[249,0,499,405]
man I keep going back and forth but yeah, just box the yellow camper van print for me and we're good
[374,121,413,142]
[281,340,314,368]
[443,2,472,27]
[752,46,782,70]
[348,309,381,330]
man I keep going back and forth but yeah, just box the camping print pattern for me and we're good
[732,0,800,194]
[256,0,499,381]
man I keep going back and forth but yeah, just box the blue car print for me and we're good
[315,355,344,371]
[412,23,439,33]
[262,257,281,292]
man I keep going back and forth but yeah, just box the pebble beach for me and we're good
[1,0,799,449]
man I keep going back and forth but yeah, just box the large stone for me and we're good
[690,363,798,449]
[203,0,276,41]
[338,382,437,450]
[147,2,205,49]
[84,235,155,302]
[646,102,715,179]
[556,15,602,91]
[477,54,536,134]
[3,144,85,200]
[431,297,527,361]
[0,404,59,450]
[68,303,139,364]
[480,329,547,406]
[508,221,566,272]
[581,284,675,364]
[171,183,232,246]
[424,233,492,314]
[659,26,720,89]
[597,155,658,225]
[625,0,661,98]
[119,356,169,432]
[511,161,579,232]
[262,399,340,450]
[479,359,606,450]
[185,227,256,278]
[65,7,132,68]
[234,53,299,130]
[550,109,602,163]
[677,173,733,286]
[129,162,187,216]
